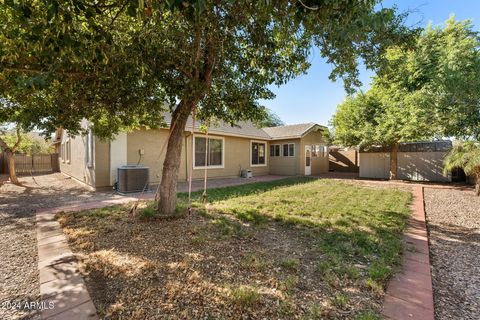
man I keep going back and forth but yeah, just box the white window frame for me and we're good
[66,139,71,164]
[193,134,225,170]
[60,142,65,163]
[283,143,295,157]
[86,130,94,168]
[250,140,268,167]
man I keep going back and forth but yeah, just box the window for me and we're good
[86,130,93,168]
[312,144,327,157]
[194,136,224,168]
[251,141,266,166]
[60,143,64,163]
[289,144,295,157]
[283,143,295,157]
[66,139,71,163]
[269,144,280,157]
[312,144,320,157]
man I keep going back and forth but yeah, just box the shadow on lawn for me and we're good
[178,176,316,204]
[56,178,411,318]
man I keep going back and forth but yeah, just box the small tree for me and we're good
[1,131,53,155]
[0,126,22,185]
[332,18,480,179]
[444,141,480,195]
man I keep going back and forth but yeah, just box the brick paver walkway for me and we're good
[382,185,434,320]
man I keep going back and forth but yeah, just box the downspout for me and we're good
[185,135,189,181]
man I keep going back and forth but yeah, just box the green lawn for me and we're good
[177,177,411,289]
[58,177,411,319]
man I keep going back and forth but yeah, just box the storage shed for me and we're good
[359,141,452,182]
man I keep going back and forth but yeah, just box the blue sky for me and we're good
[261,0,480,126]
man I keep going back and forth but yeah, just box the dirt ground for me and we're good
[0,173,121,320]
[424,186,480,320]
[58,209,383,319]
[56,178,413,320]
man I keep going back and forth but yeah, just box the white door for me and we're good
[305,145,312,176]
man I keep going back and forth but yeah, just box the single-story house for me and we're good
[53,116,329,190]
[359,141,453,182]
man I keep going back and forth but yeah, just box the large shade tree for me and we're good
[1,0,413,215]
[332,17,480,179]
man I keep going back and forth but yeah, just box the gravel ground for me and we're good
[424,187,480,320]
[0,173,121,320]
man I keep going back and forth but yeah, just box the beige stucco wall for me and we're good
[268,139,301,176]
[127,129,269,184]
[61,124,330,189]
[299,130,329,175]
[188,134,269,180]
[94,138,110,188]
[58,120,95,189]
[126,128,180,184]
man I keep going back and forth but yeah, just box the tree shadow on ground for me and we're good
[178,177,316,203]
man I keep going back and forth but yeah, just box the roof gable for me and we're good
[262,123,325,140]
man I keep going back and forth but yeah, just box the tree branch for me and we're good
[109,0,130,28]
[12,127,22,152]
[297,0,319,11]
[192,24,203,79]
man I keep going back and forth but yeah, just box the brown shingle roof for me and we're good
[162,113,271,140]
[160,113,325,140]
[262,123,325,139]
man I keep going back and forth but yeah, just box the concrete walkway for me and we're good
[36,210,98,319]
[382,185,434,320]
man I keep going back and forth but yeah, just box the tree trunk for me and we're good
[5,149,20,185]
[157,101,194,216]
[389,142,399,180]
[476,171,480,196]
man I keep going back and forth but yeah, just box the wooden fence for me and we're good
[0,153,59,174]
[329,149,359,172]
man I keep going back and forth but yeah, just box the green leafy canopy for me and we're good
[331,17,480,148]
[1,0,415,139]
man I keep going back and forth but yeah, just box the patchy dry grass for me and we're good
[56,177,411,319]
